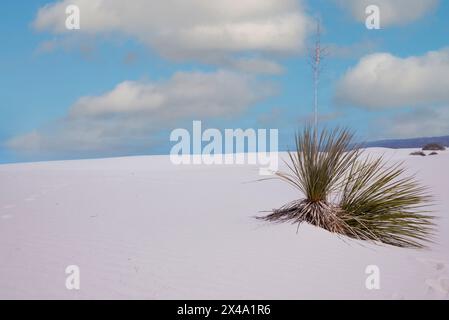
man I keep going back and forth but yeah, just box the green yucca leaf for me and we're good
[260,126,435,249]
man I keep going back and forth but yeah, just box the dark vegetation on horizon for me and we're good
[366,135,449,149]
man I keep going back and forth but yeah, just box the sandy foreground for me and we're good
[0,148,448,299]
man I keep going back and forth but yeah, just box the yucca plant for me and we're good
[259,126,435,249]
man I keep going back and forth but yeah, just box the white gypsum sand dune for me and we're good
[0,148,448,299]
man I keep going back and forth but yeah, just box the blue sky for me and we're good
[1,0,448,163]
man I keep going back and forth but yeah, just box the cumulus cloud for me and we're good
[381,106,449,138]
[335,48,449,109]
[33,0,311,64]
[7,70,274,156]
[336,0,438,26]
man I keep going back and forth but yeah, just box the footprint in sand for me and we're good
[422,258,446,271]
[418,258,449,297]
[1,214,13,220]
[2,204,16,210]
[425,277,449,296]
[25,195,37,202]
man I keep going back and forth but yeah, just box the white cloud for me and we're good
[34,36,96,59]
[381,107,449,138]
[336,0,438,26]
[335,48,449,109]
[34,0,311,62]
[8,70,274,155]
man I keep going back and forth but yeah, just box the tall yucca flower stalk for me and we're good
[260,127,435,249]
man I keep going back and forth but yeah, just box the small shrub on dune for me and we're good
[410,151,426,156]
[422,143,445,151]
[259,127,435,249]
[429,152,438,156]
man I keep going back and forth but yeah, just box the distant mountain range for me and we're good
[365,135,449,149]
